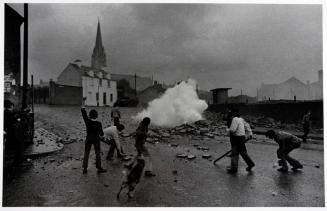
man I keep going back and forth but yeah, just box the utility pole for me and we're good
[22,3,28,110]
[97,81,100,106]
[31,75,34,113]
[134,73,137,97]
[273,88,275,100]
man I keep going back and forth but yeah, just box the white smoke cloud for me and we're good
[133,79,208,127]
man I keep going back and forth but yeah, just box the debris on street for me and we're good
[24,128,64,156]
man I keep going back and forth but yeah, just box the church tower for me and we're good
[91,19,107,69]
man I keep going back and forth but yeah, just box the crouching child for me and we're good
[103,124,126,160]
[265,130,303,172]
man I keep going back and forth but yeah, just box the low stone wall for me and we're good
[209,101,323,127]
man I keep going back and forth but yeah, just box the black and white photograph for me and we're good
[2,0,325,207]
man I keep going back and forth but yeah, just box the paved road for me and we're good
[2,105,324,206]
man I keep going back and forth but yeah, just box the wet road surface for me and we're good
[2,105,324,207]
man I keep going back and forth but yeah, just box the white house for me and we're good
[54,19,117,106]
[82,68,117,106]
[56,63,117,106]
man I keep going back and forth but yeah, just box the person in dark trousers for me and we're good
[81,103,106,174]
[226,109,255,174]
[265,130,303,172]
[223,104,234,128]
[103,124,126,160]
[302,110,311,143]
[111,103,121,126]
[223,104,234,158]
[4,100,16,148]
[125,117,155,177]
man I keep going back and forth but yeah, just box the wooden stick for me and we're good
[213,137,252,165]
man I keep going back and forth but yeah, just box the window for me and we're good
[99,79,102,86]
[96,92,99,101]
[103,92,106,105]
[110,94,113,102]
[107,80,110,88]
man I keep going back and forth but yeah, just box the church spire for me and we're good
[95,18,102,47]
[91,18,107,70]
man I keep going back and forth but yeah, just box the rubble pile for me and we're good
[156,120,226,142]
[122,110,323,143]
[25,128,64,156]
[243,115,306,132]
[122,117,228,144]
[244,116,277,128]
[34,128,63,147]
[205,110,319,133]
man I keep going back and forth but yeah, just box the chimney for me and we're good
[318,70,323,82]
[73,59,82,68]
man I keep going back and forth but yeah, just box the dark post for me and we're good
[22,3,28,110]
[97,82,100,107]
[31,74,34,112]
[134,73,137,97]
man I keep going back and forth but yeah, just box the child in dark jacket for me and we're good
[125,117,155,177]
[265,130,303,172]
[81,104,106,174]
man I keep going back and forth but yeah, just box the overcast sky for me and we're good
[9,3,322,96]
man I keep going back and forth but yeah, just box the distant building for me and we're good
[50,20,117,106]
[197,89,212,104]
[257,70,323,101]
[116,78,137,99]
[228,95,257,104]
[211,88,231,104]
[138,82,166,107]
[111,73,153,92]
[4,4,24,106]
[35,79,50,88]
[55,63,117,106]
[308,70,323,100]
[32,79,50,104]
[51,19,157,106]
